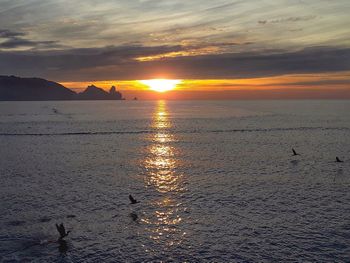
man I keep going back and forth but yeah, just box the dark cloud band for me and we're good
[0,28,60,49]
[0,45,349,81]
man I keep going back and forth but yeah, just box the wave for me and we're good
[0,131,153,136]
[211,127,350,133]
[0,127,349,137]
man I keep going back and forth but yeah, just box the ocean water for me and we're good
[0,100,349,262]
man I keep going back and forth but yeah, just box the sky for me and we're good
[0,0,350,99]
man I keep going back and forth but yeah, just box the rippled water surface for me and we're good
[0,100,349,262]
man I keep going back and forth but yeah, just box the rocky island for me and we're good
[77,85,122,100]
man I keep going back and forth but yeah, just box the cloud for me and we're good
[0,28,61,49]
[0,45,349,81]
[0,38,59,49]
[258,16,317,25]
[139,46,350,79]
[0,29,25,38]
[0,44,183,76]
[1,0,348,51]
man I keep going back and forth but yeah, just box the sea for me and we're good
[0,100,349,262]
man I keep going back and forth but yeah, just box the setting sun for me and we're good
[139,79,182,92]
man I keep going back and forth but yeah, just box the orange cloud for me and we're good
[135,46,221,61]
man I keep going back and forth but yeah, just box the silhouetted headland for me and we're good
[0,75,123,101]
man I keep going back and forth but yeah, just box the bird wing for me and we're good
[292,149,296,155]
[129,195,134,202]
[61,224,66,234]
[56,223,65,236]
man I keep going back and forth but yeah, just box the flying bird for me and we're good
[336,157,343,163]
[292,148,300,156]
[129,194,140,204]
[55,223,71,240]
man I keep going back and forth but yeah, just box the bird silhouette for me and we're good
[292,148,300,156]
[55,223,71,240]
[336,157,343,163]
[129,194,140,204]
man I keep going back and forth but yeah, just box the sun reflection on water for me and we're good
[151,105,171,129]
[141,100,187,249]
[144,101,184,193]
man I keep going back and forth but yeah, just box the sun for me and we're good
[139,79,182,92]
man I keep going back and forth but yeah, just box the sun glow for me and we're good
[139,79,182,92]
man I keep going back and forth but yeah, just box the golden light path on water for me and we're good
[141,100,187,251]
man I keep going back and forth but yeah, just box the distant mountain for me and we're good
[0,75,124,101]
